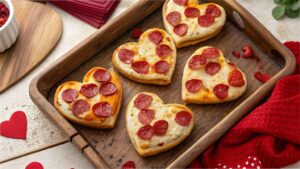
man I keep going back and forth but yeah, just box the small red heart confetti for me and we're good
[25,162,44,169]
[122,160,136,169]
[0,111,27,139]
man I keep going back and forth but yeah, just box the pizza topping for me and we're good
[92,102,112,117]
[130,28,143,39]
[157,142,164,146]
[62,89,78,103]
[99,82,117,96]
[205,62,221,75]
[138,109,155,125]
[185,79,203,93]
[153,120,168,136]
[72,99,90,116]
[156,44,173,58]
[213,84,229,100]
[205,4,221,17]
[148,31,163,45]
[175,111,192,126]
[154,60,170,74]
[228,69,245,87]
[173,23,188,36]
[118,48,135,64]
[132,61,150,74]
[80,83,98,98]
[137,125,153,140]
[242,45,254,58]
[198,14,215,27]
[93,69,111,82]
[201,47,220,58]
[188,55,206,69]
[122,161,136,169]
[166,11,181,26]
[232,50,241,58]
[184,7,200,18]
[173,0,187,6]
[134,94,153,109]
[254,71,271,83]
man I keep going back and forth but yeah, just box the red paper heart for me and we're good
[25,162,44,169]
[0,111,27,139]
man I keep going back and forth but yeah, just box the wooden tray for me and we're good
[29,0,295,168]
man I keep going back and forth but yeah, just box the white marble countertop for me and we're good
[0,0,299,168]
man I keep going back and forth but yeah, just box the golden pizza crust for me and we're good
[182,46,247,104]
[54,67,122,129]
[163,0,226,48]
[126,92,194,156]
[112,28,176,85]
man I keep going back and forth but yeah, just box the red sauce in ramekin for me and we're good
[0,2,9,28]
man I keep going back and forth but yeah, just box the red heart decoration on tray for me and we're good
[0,111,27,139]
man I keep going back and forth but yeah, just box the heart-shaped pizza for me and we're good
[182,46,247,104]
[54,67,122,128]
[112,28,176,85]
[163,0,226,48]
[126,92,194,156]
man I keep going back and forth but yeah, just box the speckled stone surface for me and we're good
[0,0,299,168]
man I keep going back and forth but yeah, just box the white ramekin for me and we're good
[0,0,18,52]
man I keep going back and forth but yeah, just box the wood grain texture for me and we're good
[0,1,62,93]
[29,0,295,168]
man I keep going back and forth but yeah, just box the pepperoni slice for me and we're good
[99,82,117,96]
[201,47,220,58]
[198,14,215,27]
[148,31,163,45]
[205,62,221,75]
[185,7,200,18]
[93,69,111,82]
[72,99,90,116]
[156,44,172,58]
[154,61,170,74]
[62,89,78,103]
[185,79,202,93]
[122,161,136,169]
[153,120,168,136]
[118,48,134,64]
[228,69,245,87]
[173,23,188,36]
[173,0,187,6]
[132,61,150,74]
[175,111,192,126]
[188,55,206,70]
[213,84,229,100]
[134,94,153,109]
[137,125,153,140]
[166,11,181,26]
[80,83,98,98]
[138,109,155,125]
[92,102,112,117]
[205,4,221,17]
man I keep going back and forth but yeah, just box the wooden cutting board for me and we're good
[0,1,62,93]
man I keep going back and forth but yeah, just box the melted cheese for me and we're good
[163,0,226,45]
[126,92,194,153]
[182,46,247,103]
[56,67,121,122]
[112,28,176,83]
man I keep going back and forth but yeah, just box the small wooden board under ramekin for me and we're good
[0,1,62,93]
[29,1,295,168]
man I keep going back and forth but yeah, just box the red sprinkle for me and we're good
[242,45,254,58]
[122,161,136,169]
[232,50,240,58]
[130,28,143,39]
[254,71,271,83]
